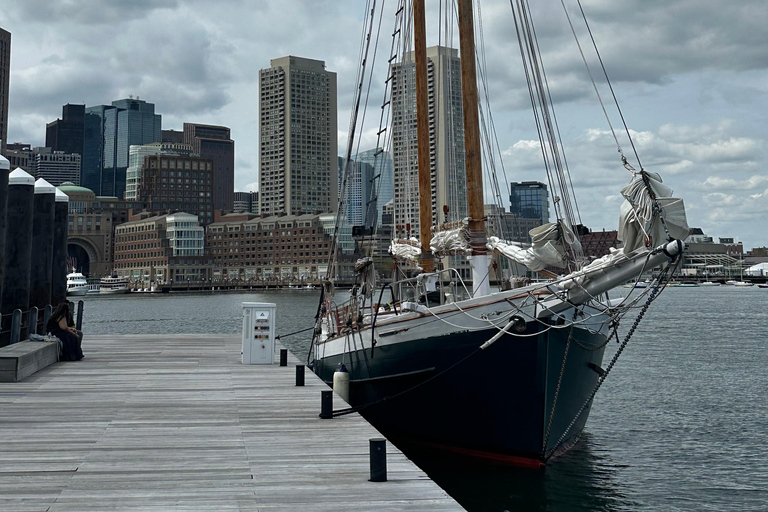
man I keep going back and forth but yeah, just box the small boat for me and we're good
[672,282,699,288]
[303,284,317,290]
[700,281,720,287]
[758,284,768,289]
[66,272,89,296]
[732,281,754,287]
[99,275,131,294]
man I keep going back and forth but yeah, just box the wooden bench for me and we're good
[0,341,59,382]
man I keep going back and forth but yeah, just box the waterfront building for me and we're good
[206,213,332,282]
[131,152,215,225]
[580,229,620,259]
[59,183,145,277]
[354,148,393,228]
[391,45,467,236]
[45,104,85,177]
[338,157,376,229]
[82,99,161,198]
[258,56,338,216]
[509,182,550,227]
[183,123,234,212]
[0,27,9,155]
[114,212,209,285]
[233,191,259,214]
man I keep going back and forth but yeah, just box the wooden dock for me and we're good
[0,335,464,511]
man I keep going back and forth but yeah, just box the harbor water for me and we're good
[80,286,768,511]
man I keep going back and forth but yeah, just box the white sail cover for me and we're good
[488,222,569,272]
[389,238,421,262]
[618,172,689,254]
[430,222,472,256]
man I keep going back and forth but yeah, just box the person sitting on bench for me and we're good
[46,302,84,361]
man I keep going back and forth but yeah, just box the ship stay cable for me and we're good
[557,0,674,243]
[327,0,380,281]
[544,262,677,460]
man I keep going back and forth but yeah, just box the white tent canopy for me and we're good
[745,262,768,276]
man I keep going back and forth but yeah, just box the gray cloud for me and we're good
[2,0,767,248]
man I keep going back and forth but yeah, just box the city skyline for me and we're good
[0,1,767,248]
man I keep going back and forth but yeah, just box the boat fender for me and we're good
[510,316,527,333]
[333,363,350,403]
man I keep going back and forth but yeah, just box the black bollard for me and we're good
[295,364,305,386]
[10,309,21,344]
[42,304,52,334]
[29,307,38,336]
[319,389,333,419]
[29,179,56,311]
[279,348,288,366]
[0,155,9,306]
[369,438,388,482]
[50,188,69,305]
[1,169,36,346]
[76,300,84,331]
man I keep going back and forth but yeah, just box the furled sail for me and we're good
[487,221,580,271]
[389,238,422,262]
[430,220,472,257]
[618,171,689,254]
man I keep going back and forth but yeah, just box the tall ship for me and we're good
[310,0,689,466]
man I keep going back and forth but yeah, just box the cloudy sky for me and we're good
[1,0,766,249]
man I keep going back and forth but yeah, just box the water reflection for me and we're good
[401,433,636,512]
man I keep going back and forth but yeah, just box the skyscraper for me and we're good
[354,148,393,227]
[0,28,10,155]
[338,157,376,228]
[259,56,337,216]
[113,98,162,198]
[390,46,467,236]
[183,123,234,212]
[509,181,550,226]
[46,104,85,158]
[82,98,161,198]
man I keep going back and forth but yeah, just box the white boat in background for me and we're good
[99,276,131,294]
[66,272,89,296]
[700,281,720,286]
[732,281,754,287]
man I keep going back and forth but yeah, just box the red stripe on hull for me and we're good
[401,438,546,469]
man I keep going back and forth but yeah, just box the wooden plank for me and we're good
[0,334,463,511]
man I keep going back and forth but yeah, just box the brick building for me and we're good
[206,213,332,282]
[114,212,209,285]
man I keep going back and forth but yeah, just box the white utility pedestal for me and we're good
[242,302,276,364]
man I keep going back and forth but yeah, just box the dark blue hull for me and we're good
[314,322,607,464]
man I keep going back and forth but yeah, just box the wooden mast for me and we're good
[413,0,435,272]
[457,0,490,295]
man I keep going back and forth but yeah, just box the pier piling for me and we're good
[1,169,35,345]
